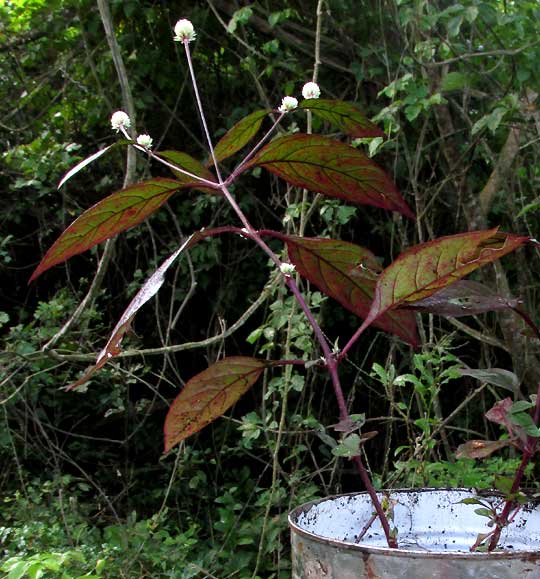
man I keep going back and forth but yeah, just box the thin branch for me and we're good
[425,41,540,68]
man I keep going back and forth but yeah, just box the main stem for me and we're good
[184,41,397,549]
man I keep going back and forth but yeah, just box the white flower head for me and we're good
[302,81,321,100]
[278,96,298,113]
[136,134,153,149]
[111,110,131,132]
[279,262,296,276]
[173,19,196,43]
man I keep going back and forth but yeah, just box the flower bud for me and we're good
[302,82,321,100]
[136,134,153,149]
[279,262,296,275]
[173,19,196,43]
[110,111,131,132]
[278,96,298,113]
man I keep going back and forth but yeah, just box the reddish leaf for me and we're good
[212,109,267,163]
[283,235,419,346]
[300,99,385,138]
[244,134,414,219]
[29,178,201,282]
[358,229,529,332]
[403,280,520,317]
[67,227,242,390]
[456,439,512,459]
[163,356,266,453]
[158,150,218,194]
[485,397,514,427]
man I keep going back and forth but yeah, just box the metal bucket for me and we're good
[289,489,540,578]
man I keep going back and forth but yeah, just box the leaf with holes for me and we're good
[212,109,267,163]
[29,178,204,282]
[358,229,529,333]
[403,280,520,317]
[164,356,266,453]
[455,439,512,459]
[244,134,414,218]
[159,150,218,194]
[67,227,242,391]
[282,235,419,346]
[300,99,385,138]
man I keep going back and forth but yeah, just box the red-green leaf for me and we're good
[300,99,385,138]
[455,439,511,459]
[244,134,414,219]
[158,150,218,194]
[283,235,419,346]
[212,109,267,163]
[67,227,242,391]
[163,356,266,453]
[30,178,198,282]
[358,229,529,332]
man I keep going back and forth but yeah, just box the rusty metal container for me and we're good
[289,489,540,578]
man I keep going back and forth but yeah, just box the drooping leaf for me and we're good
[282,235,419,346]
[403,280,520,317]
[163,356,266,453]
[244,134,414,219]
[212,109,267,163]
[458,368,520,395]
[67,227,242,390]
[58,141,129,189]
[456,439,512,460]
[358,229,529,332]
[485,398,513,427]
[300,99,385,138]
[158,150,218,194]
[30,178,200,282]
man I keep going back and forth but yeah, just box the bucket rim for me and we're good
[288,487,540,559]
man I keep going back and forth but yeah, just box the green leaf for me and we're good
[158,150,217,193]
[493,475,514,494]
[458,368,520,395]
[6,561,29,579]
[460,497,484,506]
[517,201,540,219]
[508,412,540,437]
[441,72,470,92]
[30,178,203,282]
[510,401,534,413]
[212,110,267,163]
[299,99,385,138]
[163,357,266,452]
[472,107,507,135]
[474,507,493,518]
[447,15,463,37]
[358,229,529,333]
[282,235,419,346]
[332,433,362,457]
[245,134,414,218]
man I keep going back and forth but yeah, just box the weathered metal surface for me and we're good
[289,489,540,579]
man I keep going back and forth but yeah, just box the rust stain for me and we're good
[362,552,381,579]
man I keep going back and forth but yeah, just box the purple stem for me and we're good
[183,44,397,549]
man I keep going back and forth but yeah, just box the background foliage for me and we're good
[2,0,540,577]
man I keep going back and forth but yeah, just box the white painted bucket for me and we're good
[289,489,540,578]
